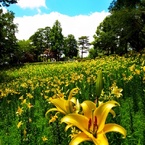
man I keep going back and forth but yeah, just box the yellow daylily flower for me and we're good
[45,88,80,118]
[17,121,23,128]
[143,66,145,72]
[61,100,126,145]
[21,99,27,105]
[27,103,33,109]
[42,136,48,142]
[49,113,58,123]
[111,86,123,98]
[16,106,23,116]
[26,93,33,99]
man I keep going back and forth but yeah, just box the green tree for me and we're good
[0,0,17,7]
[108,0,145,52]
[0,9,18,63]
[88,48,98,59]
[17,39,36,62]
[93,16,119,55]
[64,34,78,59]
[29,26,51,60]
[49,20,64,61]
[93,0,145,54]
[18,39,34,53]
[78,36,90,58]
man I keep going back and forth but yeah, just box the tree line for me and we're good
[92,0,145,55]
[1,0,145,65]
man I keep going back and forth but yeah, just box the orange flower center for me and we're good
[88,116,98,137]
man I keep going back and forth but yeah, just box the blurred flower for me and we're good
[23,129,27,138]
[19,96,24,100]
[42,136,48,142]
[49,114,58,124]
[27,103,33,109]
[21,83,27,88]
[26,93,33,99]
[21,99,27,105]
[111,84,123,98]
[17,121,23,128]
[16,106,23,116]
[29,118,32,123]
[142,66,145,72]
[129,64,135,71]
[135,69,140,75]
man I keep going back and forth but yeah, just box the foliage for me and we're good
[88,48,98,59]
[78,36,90,58]
[0,0,17,7]
[64,34,78,59]
[49,20,64,61]
[0,9,18,64]
[93,0,145,54]
[29,27,51,58]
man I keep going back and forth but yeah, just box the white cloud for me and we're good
[14,11,110,42]
[1,6,7,13]
[17,0,47,9]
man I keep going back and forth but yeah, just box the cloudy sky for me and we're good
[6,0,112,41]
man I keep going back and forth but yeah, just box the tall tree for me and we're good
[49,20,64,61]
[0,0,17,7]
[78,36,90,58]
[93,0,145,54]
[0,9,18,63]
[109,0,140,12]
[64,34,78,59]
[93,15,121,55]
[29,26,51,60]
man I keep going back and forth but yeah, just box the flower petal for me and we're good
[81,100,96,119]
[50,98,69,114]
[93,132,109,145]
[110,109,116,118]
[103,123,126,138]
[94,100,119,132]
[65,124,74,132]
[61,113,92,138]
[46,107,66,116]
[69,132,91,145]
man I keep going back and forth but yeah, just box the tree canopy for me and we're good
[64,34,78,59]
[92,0,145,55]
[78,36,90,58]
[0,0,17,7]
[0,9,18,64]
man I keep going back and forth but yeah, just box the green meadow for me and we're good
[0,54,145,145]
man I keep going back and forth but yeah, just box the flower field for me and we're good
[0,54,145,145]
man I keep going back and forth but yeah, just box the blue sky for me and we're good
[4,0,112,41]
[8,0,112,17]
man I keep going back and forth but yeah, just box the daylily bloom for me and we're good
[45,88,80,118]
[111,86,123,98]
[27,103,33,109]
[61,100,126,145]
[17,121,23,128]
[16,106,23,116]
[49,114,58,123]
[21,99,27,105]
[42,136,48,142]
[143,66,145,72]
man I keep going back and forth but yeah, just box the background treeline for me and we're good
[93,0,145,55]
[0,0,145,65]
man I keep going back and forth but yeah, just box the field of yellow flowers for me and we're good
[0,54,145,145]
